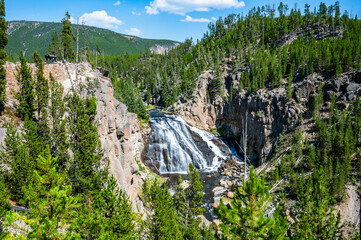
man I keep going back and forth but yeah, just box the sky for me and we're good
[6,0,361,42]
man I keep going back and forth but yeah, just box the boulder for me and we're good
[346,83,360,93]
[227,192,234,199]
[212,219,222,228]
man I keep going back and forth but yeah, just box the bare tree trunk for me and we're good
[76,18,79,81]
[76,18,79,64]
[96,51,98,68]
[242,110,248,181]
[102,51,105,67]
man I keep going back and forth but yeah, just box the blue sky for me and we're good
[6,0,361,42]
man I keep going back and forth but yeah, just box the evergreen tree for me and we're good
[33,51,50,144]
[173,175,187,235]
[22,116,44,163]
[142,179,182,240]
[25,147,80,239]
[48,32,60,57]
[1,121,32,200]
[211,63,224,97]
[71,175,137,239]
[290,169,343,239]
[216,166,274,239]
[184,163,205,239]
[0,178,11,238]
[49,73,69,170]
[67,93,103,194]
[0,0,7,112]
[61,11,76,61]
[14,52,36,119]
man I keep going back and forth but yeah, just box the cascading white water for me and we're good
[145,111,232,174]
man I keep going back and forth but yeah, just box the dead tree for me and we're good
[76,18,79,81]
[241,109,249,181]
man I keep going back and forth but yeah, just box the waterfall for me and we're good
[145,111,232,174]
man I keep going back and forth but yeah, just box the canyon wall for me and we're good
[3,61,144,210]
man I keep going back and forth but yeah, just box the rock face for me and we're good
[170,69,360,165]
[4,61,144,210]
[170,70,303,164]
[149,43,180,55]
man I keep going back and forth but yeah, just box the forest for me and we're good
[0,0,361,239]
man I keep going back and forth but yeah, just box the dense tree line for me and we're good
[103,2,361,116]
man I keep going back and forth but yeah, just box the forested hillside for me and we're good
[6,21,178,59]
[104,1,360,117]
[1,0,361,238]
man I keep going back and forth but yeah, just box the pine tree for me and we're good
[49,73,69,170]
[173,175,187,235]
[48,32,60,57]
[290,169,343,239]
[33,51,50,144]
[142,179,182,240]
[25,147,80,239]
[72,175,137,239]
[0,0,7,112]
[216,166,274,239]
[0,178,12,238]
[67,93,103,194]
[184,163,205,239]
[211,63,224,97]
[61,11,76,61]
[22,116,44,162]
[0,121,32,200]
[14,52,36,119]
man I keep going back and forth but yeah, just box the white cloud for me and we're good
[181,15,211,22]
[145,0,245,15]
[69,16,76,24]
[132,10,141,16]
[78,10,123,29]
[114,1,121,6]
[211,17,217,21]
[126,28,142,36]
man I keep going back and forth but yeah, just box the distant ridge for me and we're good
[6,20,179,59]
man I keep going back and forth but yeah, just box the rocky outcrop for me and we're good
[3,61,145,210]
[170,70,303,164]
[149,43,180,55]
[170,68,360,165]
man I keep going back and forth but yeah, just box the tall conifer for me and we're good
[14,52,36,119]
[0,0,7,112]
[61,11,76,61]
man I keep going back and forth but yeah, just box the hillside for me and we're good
[103,2,361,237]
[6,20,178,59]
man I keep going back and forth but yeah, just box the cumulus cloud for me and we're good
[78,10,123,29]
[181,15,211,22]
[145,0,245,15]
[211,17,217,21]
[126,28,142,36]
[114,1,121,6]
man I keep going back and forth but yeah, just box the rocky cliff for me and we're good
[3,61,145,210]
[169,67,361,165]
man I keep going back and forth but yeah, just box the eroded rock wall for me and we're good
[4,61,144,210]
[170,69,361,164]
[171,70,301,164]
